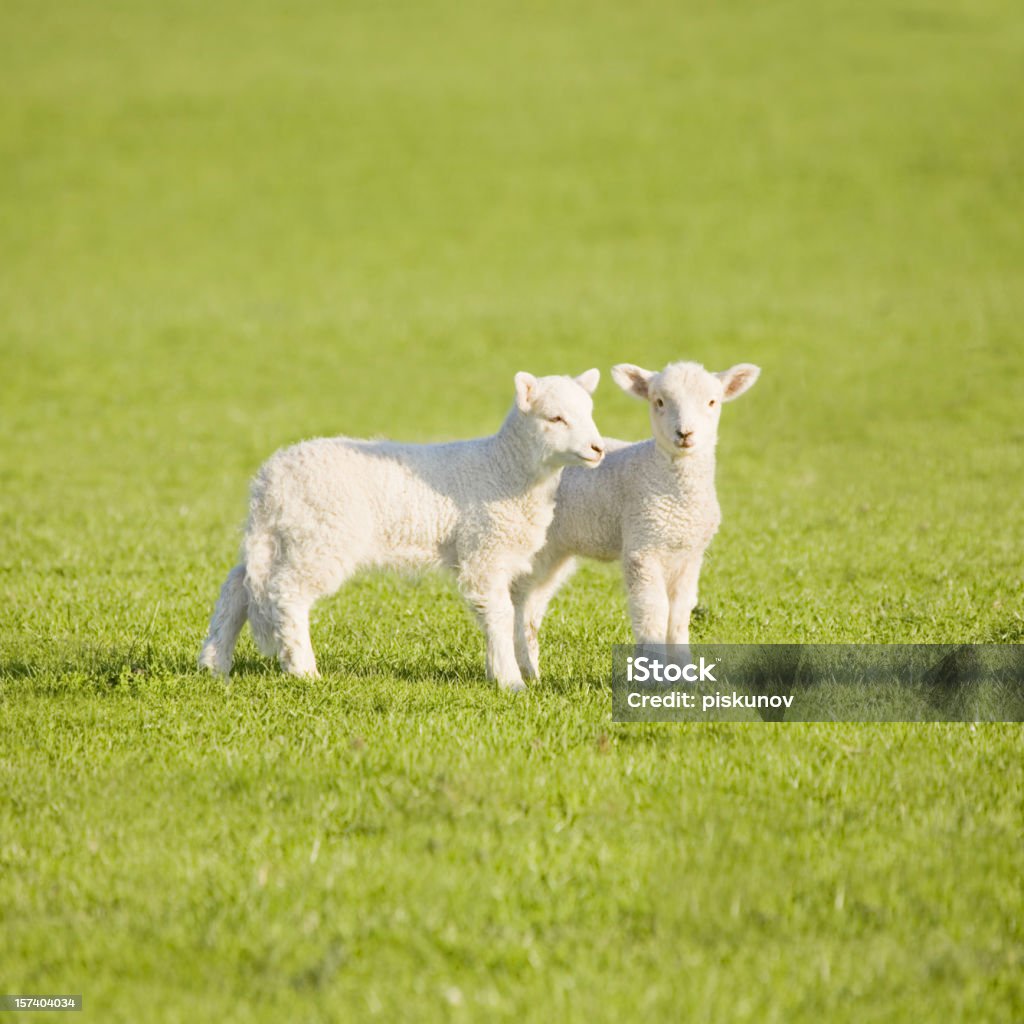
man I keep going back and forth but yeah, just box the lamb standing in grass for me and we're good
[198,370,605,690]
[513,361,760,679]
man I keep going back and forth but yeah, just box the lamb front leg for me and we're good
[667,554,704,646]
[512,556,576,681]
[624,552,670,646]
[512,591,540,682]
[463,575,525,692]
[484,589,526,692]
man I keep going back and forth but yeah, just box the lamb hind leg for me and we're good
[198,564,249,676]
[259,572,325,678]
[255,552,357,677]
[274,599,319,678]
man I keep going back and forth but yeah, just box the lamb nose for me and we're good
[591,443,605,456]
[677,429,692,440]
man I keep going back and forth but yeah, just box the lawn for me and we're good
[1,0,1022,1020]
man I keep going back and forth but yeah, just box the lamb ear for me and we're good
[514,371,538,412]
[575,368,600,395]
[716,363,761,401]
[611,363,654,401]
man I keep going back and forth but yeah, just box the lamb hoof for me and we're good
[282,665,320,680]
[499,679,528,694]
[197,647,230,677]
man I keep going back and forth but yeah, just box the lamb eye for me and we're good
[655,398,664,409]
[708,399,716,407]
[548,415,566,425]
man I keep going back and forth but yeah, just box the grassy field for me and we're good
[2,0,1023,1020]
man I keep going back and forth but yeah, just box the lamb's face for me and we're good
[514,370,606,468]
[648,363,724,457]
[612,360,760,459]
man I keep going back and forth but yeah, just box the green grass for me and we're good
[1,0,1022,1020]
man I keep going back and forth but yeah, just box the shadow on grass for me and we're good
[723,643,1024,722]
[0,643,161,687]
[211,642,487,688]
[317,649,484,686]
[0,643,276,690]
[0,643,477,688]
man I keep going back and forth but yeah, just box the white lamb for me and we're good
[512,360,760,679]
[198,370,605,690]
